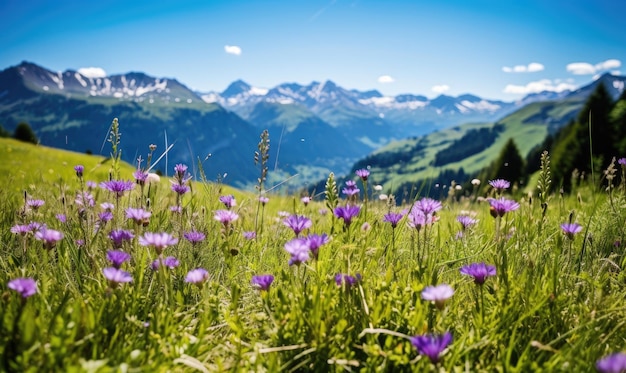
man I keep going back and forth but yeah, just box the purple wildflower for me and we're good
[214,210,239,227]
[151,256,180,270]
[489,179,511,190]
[259,196,269,205]
[101,202,114,211]
[171,183,190,195]
[100,180,135,197]
[251,275,274,291]
[8,278,37,298]
[334,205,361,227]
[174,164,188,178]
[139,232,178,255]
[108,229,135,249]
[407,209,438,231]
[421,284,454,310]
[488,197,520,217]
[413,198,442,215]
[243,231,257,240]
[106,250,131,269]
[383,212,403,229]
[596,352,626,373]
[98,211,113,224]
[170,205,182,214]
[283,215,312,236]
[125,208,152,226]
[561,223,583,240]
[133,169,148,185]
[618,158,626,166]
[103,267,132,287]
[26,199,45,210]
[301,196,312,206]
[184,231,206,245]
[219,195,237,209]
[185,268,209,285]
[457,215,478,230]
[74,164,84,178]
[55,214,67,223]
[284,238,310,266]
[410,332,453,364]
[86,181,97,189]
[355,169,370,181]
[306,233,329,259]
[460,262,497,285]
[342,180,360,197]
[10,224,31,236]
[34,228,64,249]
[335,273,361,288]
[27,221,46,232]
[75,191,95,209]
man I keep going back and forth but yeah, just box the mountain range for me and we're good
[1,61,624,189]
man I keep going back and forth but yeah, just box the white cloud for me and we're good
[503,79,577,95]
[77,67,107,78]
[431,84,450,93]
[566,59,622,75]
[502,62,544,73]
[224,45,242,56]
[377,75,394,83]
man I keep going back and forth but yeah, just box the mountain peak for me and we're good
[222,79,252,97]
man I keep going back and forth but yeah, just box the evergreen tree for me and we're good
[13,122,38,144]
[611,89,626,155]
[489,138,526,186]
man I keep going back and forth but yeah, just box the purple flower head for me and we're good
[259,196,269,205]
[107,250,131,269]
[34,228,64,249]
[100,180,135,197]
[8,278,37,298]
[139,232,178,255]
[170,205,182,214]
[284,238,310,266]
[488,197,520,217]
[174,164,188,178]
[421,284,454,310]
[243,231,257,240]
[86,181,97,189]
[103,267,132,287]
[619,158,626,166]
[75,191,95,209]
[306,233,329,259]
[334,205,361,227]
[74,164,84,178]
[214,209,239,227]
[383,212,404,228]
[125,208,151,226]
[561,223,583,240]
[26,199,45,210]
[355,169,370,181]
[133,169,148,185]
[489,179,511,190]
[342,180,360,197]
[283,215,312,236]
[413,198,442,216]
[410,332,453,364]
[10,224,30,236]
[596,352,626,373]
[457,215,478,230]
[219,195,237,209]
[460,262,497,285]
[27,221,46,233]
[101,202,115,211]
[185,268,209,285]
[108,229,134,249]
[184,231,206,245]
[301,196,312,206]
[251,275,274,291]
[151,256,180,270]
[407,209,438,231]
[56,214,67,223]
[171,183,190,195]
[335,273,362,288]
[98,211,113,224]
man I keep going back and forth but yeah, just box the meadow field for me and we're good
[1,128,625,372]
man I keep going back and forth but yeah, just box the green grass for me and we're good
[1,134,626,371]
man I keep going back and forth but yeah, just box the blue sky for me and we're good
[1,0,624,100]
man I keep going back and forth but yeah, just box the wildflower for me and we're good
[471,178,481,186]
[361,222,371,232]
[100,180,135,197]
[334,205,361,227]
[75,191,95,210]
[421,284,454,310]
[106,250,131,269]
[283,215,312,236]
[373,184,383,191]
[74,164,84,178]
[184,231,206,245]
[125,208,151,226]
[460,263,497,285]
[318,208,328,215]
[560,223,582,240]
[355,169,370,181]
[86,181,97,189]
[301,196,311,206]
[151,256,180,270]
[342,180,360,197]
[284,238,310,266]
[171,183,190,195]
[243,231,257,240]
[306,233,329,259]
[251,275,274,291]
[101,202,114,211]
[139,232,178,255]
[335,273,361,288]
[133,169,148,185]
[488,197,520,217]
[56,214,67,223]
[34,228,64,249]
[27,221,46,232]
[26,199,45,210]
[174,164,188,179]
[8,278,37,298]
[109,229,135,249]
[457,215,478,230]
[489,179,510,190]
[98,211,113,224]
[214,210,239,227]
[10,224,31,236]
[103,267,132,287]
[407,209,438,231]
[170,205,182,214]
[618,158,626,166]
[383,212,403,228]
[259,196,269,205]
[596,352,626,373]
[413,198,442,216]
[219,195,236,209]
[410,332,453,364]
[185,268,209,285]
